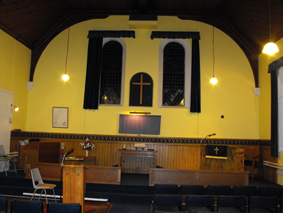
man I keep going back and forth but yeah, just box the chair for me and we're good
[154,184,179,194]
[217,195,246,212]
[183,195,214,212]
[0,145,18,176]
[206,185,231,205]
[179,185,204,195]
[30,168,57,204]
[233,185,257,206]
[244,146,260,180]
[0,198,7,213]
[206,185,231,195]
[258,186,283,197]
[152,194,182,212]
[11,199,43,213]
[249,196,277,213]
[48,202,81,213]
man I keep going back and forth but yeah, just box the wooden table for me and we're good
[118,149,157,173]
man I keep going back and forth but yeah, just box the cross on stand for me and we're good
[132,74,151,104]
[214,147,219,155]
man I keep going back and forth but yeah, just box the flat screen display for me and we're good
[119,114,161,135]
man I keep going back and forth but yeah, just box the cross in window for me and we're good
[132,74,151,104]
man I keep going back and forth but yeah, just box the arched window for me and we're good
[99,39,125,105]
[159,39,191,107]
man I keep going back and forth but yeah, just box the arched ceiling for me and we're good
[1,0,283,87]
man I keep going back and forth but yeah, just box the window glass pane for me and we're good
[163,42,185,106]
[100,41,122,104]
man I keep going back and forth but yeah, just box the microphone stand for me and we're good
[60,153,68,203]
[200,133,216,170]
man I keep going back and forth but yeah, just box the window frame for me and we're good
[100,38,126,106]
[158,39,191,108]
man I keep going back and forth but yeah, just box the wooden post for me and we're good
[63,164,86,213]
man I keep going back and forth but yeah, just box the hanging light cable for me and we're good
[62,28,70,81]
[210,27,218,85]
[262,0,279,55]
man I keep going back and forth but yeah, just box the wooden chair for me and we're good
[244,146,260,180]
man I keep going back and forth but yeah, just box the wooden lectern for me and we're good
[63,165,86,213]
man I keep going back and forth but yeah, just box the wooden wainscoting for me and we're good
[260,145,277,183]
[11,138,203,173]
[10,134,278,184]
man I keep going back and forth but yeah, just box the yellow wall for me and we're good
[25,16,258,139]
[0,30,31,130]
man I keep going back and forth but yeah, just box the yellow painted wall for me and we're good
[25,16,258,139]
[0,30,31,130]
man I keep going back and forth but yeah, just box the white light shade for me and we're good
[210,77,218,85]
[14,107,19,111]
[262,42,279,55]
[61,74,69,81]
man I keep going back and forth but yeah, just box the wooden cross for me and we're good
[132,74,151,104]
[214,147,219,155]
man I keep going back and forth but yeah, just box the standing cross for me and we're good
[132,74,151,104]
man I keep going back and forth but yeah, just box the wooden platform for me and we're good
[26,162,121,184]
[149,168,249,186]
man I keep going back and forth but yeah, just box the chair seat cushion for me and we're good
[35,183,56,189]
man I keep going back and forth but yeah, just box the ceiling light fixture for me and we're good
[62,28,70,81]
[210,27,218,85]
[262,0,279,55]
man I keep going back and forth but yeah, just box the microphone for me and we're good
[61,149,74,167]
[65,149,74,157]
[200,133,216,143]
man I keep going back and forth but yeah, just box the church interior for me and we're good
[1,0,283,212]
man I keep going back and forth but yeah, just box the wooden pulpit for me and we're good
[63,164,86,213]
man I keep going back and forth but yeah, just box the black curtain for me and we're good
[151,31,200,40]
[151,31,201,112]
[83,38,103,109]
[268,56,283,157]
[84,30,135,110]
[270,71,278,157]
[190,38,201,112]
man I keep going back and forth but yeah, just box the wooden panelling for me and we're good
[10,135,278,184]
[149,168,249,186]
[260,146,277,183]
[14,138,203,173]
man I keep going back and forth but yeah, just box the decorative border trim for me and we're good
[11,131,270,146]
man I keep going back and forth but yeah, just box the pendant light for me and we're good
[262,0,279,55]
[62,28,70,81]
[210,27,218,85]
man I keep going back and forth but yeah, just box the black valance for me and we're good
[88,30,135,38]
[269,56,283,73]
[151,31,200,40]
